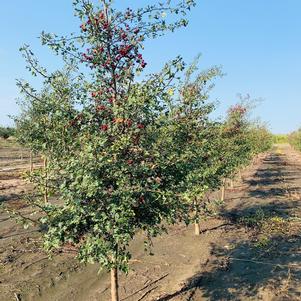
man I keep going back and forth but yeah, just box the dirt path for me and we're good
[163,144,301,301]
[1,143,301,301]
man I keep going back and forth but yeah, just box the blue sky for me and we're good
[0,0,300,134]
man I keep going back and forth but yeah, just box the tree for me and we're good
[13,67,78,201]
[218,101,272,198]
[288,129,301,151]
[15,1,196,300]
[166,56,224,235]
[0,126,15,139]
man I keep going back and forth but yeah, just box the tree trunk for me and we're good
[194,201,200,236]
[221,179,226,201]
[43,157,48,204]
[30,151,33,172]
[111,267,119,301]
[194,221,200,236]
[230,178,234,189]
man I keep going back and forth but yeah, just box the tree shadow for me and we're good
[183,234,301,301]
[158,200,301,300]
[0,193,20,204]
[158,151,301,300]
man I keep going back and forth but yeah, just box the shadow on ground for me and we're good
[158,149,301,301]
[166,233,301,301]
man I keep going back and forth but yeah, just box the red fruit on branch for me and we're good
[80,24,87,32]
[137,123,144,129]
[127,159,134,165]
[126,119,132,127]
[99,12,105,20]
[141,61,147,68]
[100,124,109,131]
[96,105,106,111]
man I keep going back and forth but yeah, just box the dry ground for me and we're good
[0,141,300,301]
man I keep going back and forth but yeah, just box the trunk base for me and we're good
[194,222,200,236]
[111,267,119,301]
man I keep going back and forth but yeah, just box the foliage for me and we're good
[218,103,272,181]
[273,134,288,144]
[167,56,224,224]
[14,0,198,276]
[249,123,273,156]
[238,209,291,250]
[0,126,16,139]
[288,129,301,151]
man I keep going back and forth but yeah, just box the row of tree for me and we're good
[11,1,273,300]
[0,126,16,139]
[288,129,301,151]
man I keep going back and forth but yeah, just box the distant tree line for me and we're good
[288,129,301,151]
[0,126,16,139]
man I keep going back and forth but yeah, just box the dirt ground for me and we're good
[0,142,301,301]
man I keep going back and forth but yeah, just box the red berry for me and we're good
[96,105,106,111]
[100,124,108,131]
[80,24,87,32]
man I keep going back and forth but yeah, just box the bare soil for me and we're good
[0,142,300,301]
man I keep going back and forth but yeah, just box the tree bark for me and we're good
[43,157,48,204]
[111,267,119,301]
[194,221,200,236]
[194,201,200,236]
[221,178,226,201]
[30,151,33,172]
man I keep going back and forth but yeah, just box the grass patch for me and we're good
[238,209,293,250]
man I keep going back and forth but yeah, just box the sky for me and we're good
[0,0,301,134]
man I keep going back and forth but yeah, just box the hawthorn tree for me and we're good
[248,122,273,158]
[14,2,274,300]
[166,57,224,235]
[217,102,273,199]
[215,103,253,199]
[0,126,15,139]
[15,1,197,301]
[288,129,301,151]
[13,67,79,203]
